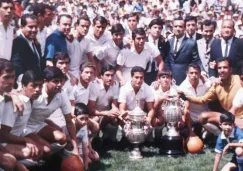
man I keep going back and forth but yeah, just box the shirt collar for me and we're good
[131,43,147,53]
[128,81,145,92]
[222,37,233,44]
[186,32,196,39]
[21,32,33,44]
[221,128,235,139]
[55,29,66,37]
[184,77,204,88]
[0,94,4,102]
[148,35,159,44]
[175,34,185,42]
[19,94,30,103]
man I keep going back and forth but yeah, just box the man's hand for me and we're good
[11,95,24,116]
[104,110,120,118]
[84,156,92,170]
[210,77,222,86]
[46,60,53,67]
[119,80,125,86]
[158,94,170,102]
[177,91,188,101]
[151,80,160,90]
[209,61,216,69]
[25,138,40,160]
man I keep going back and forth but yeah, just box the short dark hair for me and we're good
[21,14,39,27]
[21,70,43,87]
[32,3,52,17]
[187,63,201,72]
[216,58,232,68]
[202,19,217,30]
[0,0,13,7]
[0,59,15,75]
[74,103,90,116]
[148,18,163,29]
[100,64,115,76]
[185,16,197,24]
[57,14,72,24]
[132,27,146,40]
[131,66,145,77]
[110,24,125,35]
[158,68,172,78]
[53,52,70,66]
[79,62,96,72]
[42,66,65,81]
[93,15,108,25]
[127,12,139,21]
[77,15,90,25]
[173,17,185,27]
[220,111,235,124]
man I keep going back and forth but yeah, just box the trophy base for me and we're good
[160,135,185,156]
[129,147,143,160]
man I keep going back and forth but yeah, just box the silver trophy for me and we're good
[160,94,185,155]
[124,101,150,159]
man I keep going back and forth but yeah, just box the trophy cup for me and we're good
[124,101,150,159]
[160,95,185,156]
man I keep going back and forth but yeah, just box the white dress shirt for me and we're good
[173,34,185,53]
[221,37,233,57]
[186,32,196,40]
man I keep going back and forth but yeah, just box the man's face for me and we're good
[77,19,90,37]
[150,24,163,38]
[23,81,43,100]
[187,67,200,86]
[186,20,197,36]
[112,32,124,47]
[173,20,185,38]
[21,18,38,40]
[80,67,94,84]
[220,122,234,137]
[0,70,15,93]
[45,78,63,94]
[131,72,144,89]
[221,20,234,40]
[101,70,115,87]
[58,16,72,36]
[203,24,215,41]
[0,2,14,23]
[217,61,231,80]
[43,8,53,26]
[127,16,138,31]
[75,115,89,128]
[134,34,146,50]
[159,75,172,89]
[93,21,107,39]
[56,58,70,74]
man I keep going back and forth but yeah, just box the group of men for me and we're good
[1,0,243,170]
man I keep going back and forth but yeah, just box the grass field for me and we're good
[88,139,230,171]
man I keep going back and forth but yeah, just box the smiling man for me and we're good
[11,14,42,79]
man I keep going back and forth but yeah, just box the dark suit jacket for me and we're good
[209,37,243,76]
[11,34,45,77]
[165,36,201,85]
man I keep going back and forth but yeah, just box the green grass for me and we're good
[89,141,230,171]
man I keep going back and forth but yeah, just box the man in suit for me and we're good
[11,14,43,80]
[165,17,201,85]
[145,18,170,85]
[185,16,202,41]
[209,19,243,77]
[197,20,216,74]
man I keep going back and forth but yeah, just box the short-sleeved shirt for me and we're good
[179,77,210,118]
[215,127,243,153]
[26,86,71,132]
[2,95,31,136]
[118,82,154,111]
[0,95,5,125]
[233,88,243,108]
[70,80,90,105]
[68,38,92,77]
[89,81,119,111]
[117,42,160,82]
[62,125,88,154]
[45,29,68,60]
[95,40,121,67]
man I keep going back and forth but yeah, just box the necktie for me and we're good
[151,40,156,72]
[32,42,40,62]
[224,40,229,57]
[174,39,179,56]
[206,41,209,51]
